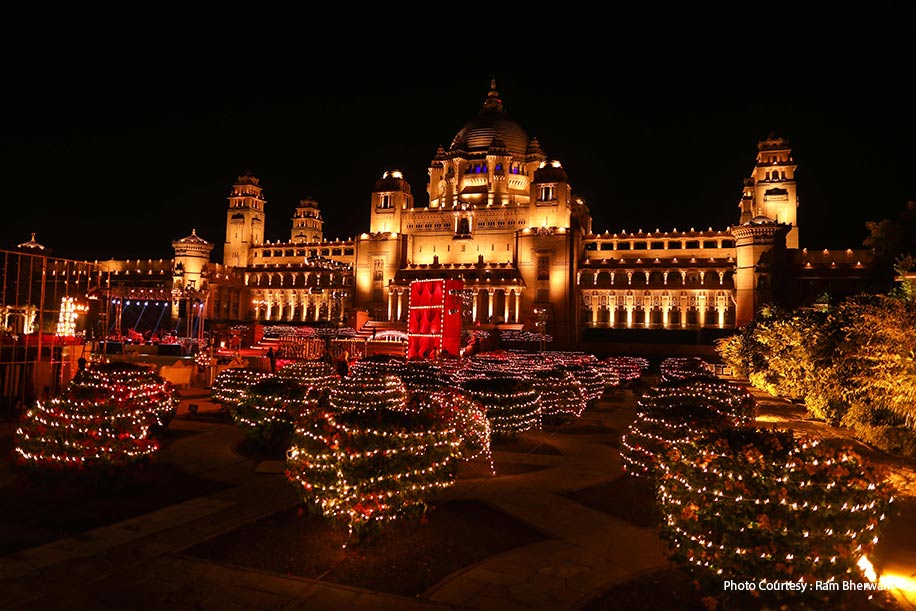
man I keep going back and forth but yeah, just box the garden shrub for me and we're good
[620,378,757,479]
[656,427,895,610]
[460,375,541,436]
[230,377,317,448]
[211,368,270,406]
[286,390,462,538]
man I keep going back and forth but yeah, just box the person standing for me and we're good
[266,347,277,373]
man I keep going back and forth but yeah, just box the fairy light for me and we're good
[348,355,407,379]
[410,389,495,474]
[621,378,758,478]
[285,385,465,535]
[654,426,895,598]
[66,362,180,430]
[14,394,161,470]
[660,356,714,382]
[400,361,452,394]
[229,377,321,445]
[460,375,541,436]
[276,360,340,391]
[211,368,271,406]
[600,356,648,383]
[328,373,407,413]
[559,364,605,402]
[530,369,587,420]
[56,296,87,336]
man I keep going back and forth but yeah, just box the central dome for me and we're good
[449,80,530,157]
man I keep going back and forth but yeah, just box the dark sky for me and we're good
[4,40,915,263]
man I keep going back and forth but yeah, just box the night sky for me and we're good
[4,40,915,263]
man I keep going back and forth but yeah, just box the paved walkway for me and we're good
[1,384,914,611]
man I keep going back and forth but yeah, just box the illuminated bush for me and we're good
[66,361,180,431]
[601,356,647,385]
[348,354,406,378]
[660,356,713,382]
[530,369,586,421]
[14,396,159,470]
[329,373,407,413]
[400,361,452,394]
[620,378,757,479]
[276,360,340,393]
[211,368,271,406]
[230,377,318,447]
[656,427,895,610]
[560,364,605,403]
[409,389,493,466]
[285,400,462,537]
[460,375,541,436]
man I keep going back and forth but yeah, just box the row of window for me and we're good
[459,162,525,175]
[258,248,353,258]
[405,219,527,231]
[584,239,736,251]
[418,243,511,253]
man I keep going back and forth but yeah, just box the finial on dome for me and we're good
[482,78,503,112]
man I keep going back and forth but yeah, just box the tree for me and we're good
[863,200,916,292]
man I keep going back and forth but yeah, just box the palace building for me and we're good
[8,80,875,350]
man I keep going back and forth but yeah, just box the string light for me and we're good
[460,375,541,436]
[13,362,178,470]
[285,382,464,536]
[229,377,320,446]
[211,368,271,406]
[654,426,895,605]
[621,378,757,478]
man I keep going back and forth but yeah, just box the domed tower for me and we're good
[291,197,323,243]
[369,170,413,234]
[223,170,266,267]
[427,79,546,212]
[738,134,799,249]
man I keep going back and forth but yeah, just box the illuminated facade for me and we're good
[9,81,873,349]
[200,81,872,346]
